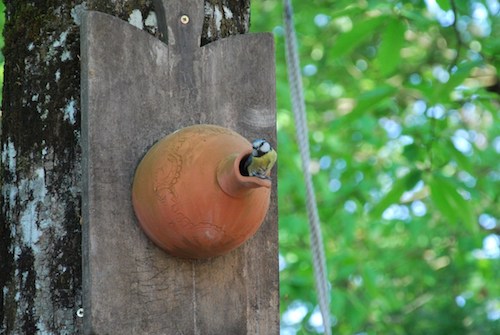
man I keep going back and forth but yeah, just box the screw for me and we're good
[180,15,189,24]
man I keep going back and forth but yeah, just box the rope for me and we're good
[283,0,332,334]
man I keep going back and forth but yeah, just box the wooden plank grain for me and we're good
[81,5,278,334]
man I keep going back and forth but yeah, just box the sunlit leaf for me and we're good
[482,38,500,58]
[377,18,406,77]
[429,173,476,229]
[355,85,397,110]
[329,6,364,20]
[436,0,452,11]
[330,15,385,58]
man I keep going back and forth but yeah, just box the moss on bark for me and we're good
[0,1,85,333]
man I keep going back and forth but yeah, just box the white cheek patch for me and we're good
[260,142,270,153]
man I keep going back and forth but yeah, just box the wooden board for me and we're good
[80,1,278,334]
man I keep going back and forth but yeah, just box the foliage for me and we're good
[251,0,499,334]
[0,0,497,333]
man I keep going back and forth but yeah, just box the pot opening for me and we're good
[239,154,251,177]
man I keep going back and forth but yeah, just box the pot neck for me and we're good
[217,151,271,198]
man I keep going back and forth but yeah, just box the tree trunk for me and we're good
[0,0,250,333]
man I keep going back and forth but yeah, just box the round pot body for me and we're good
[132,124,271,258]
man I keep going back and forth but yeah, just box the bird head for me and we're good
[252,139,272,157]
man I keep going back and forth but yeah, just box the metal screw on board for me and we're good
[180,15,189,24]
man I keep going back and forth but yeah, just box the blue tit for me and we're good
[242,139,277,179]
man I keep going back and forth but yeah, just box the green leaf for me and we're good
[377,18,406,77]
[329,6,364,20]
[429,173,476,229]
[354,85,397,111]
[331,16,386,58]
[482,38,500,57]
[445,61,480,89]
[372,170,421,218]
[435,0,451,11]
[334,85,397,126]
[403,143,422,163]
[431,61,480,102]
[445,139,473,173]
[454,1,470,14]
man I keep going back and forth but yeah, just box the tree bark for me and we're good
[0,0,250,333]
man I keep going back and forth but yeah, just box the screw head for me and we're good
[180,15,189,24]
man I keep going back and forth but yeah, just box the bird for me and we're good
[242,139,277,179]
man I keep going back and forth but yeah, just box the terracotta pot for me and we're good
[131,124,272,259]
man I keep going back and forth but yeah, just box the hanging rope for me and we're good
[283,0,332,333]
